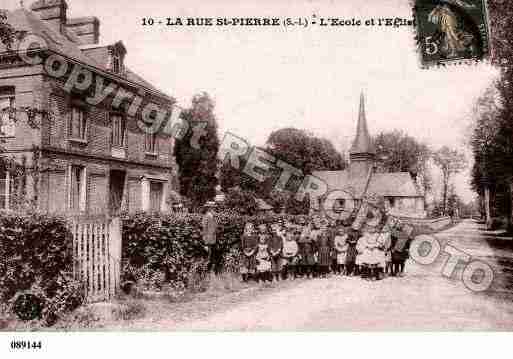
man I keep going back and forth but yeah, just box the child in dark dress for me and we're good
[269,223,284,282]
[316,225,332,278]
[391,224,414,276]
[240,222,258,282]
[345,228,359,276]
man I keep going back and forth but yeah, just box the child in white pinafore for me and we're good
[333,227,348,275]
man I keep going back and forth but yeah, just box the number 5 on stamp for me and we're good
[414,0,491,67]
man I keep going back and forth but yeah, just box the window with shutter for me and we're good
[69,106,87,140]
[0,94,15,138]
[111,113,126,148]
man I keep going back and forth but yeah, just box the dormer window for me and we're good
[112,53,122,74]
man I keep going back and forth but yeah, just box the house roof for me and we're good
[313,170,422,198]
[3,8,103,66]
[2,8,172,101]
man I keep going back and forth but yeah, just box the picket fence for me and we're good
[69,215,122,302]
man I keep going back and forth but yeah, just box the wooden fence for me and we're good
[69,215,122,302]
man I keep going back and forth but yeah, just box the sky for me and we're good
[5,0,499,202]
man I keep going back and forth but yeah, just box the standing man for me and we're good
[202,201,218,274]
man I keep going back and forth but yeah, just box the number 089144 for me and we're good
[10,340,42,350]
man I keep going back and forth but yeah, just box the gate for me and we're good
[69,215,122,302]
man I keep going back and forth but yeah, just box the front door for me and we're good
[109,170,126,214]
[149,181,163,212]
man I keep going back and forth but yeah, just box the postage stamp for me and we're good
[414,0,491,67]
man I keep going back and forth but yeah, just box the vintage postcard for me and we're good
[0,0,512,355]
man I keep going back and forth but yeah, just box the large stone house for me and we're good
[314,93,426,218]
[0,1,178,215]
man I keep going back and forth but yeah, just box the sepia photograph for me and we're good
[0,0,513,353]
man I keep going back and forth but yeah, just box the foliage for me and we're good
[222,187,259,216]
[432,146,467,215]
[266,127,346,175]
[0,10,17,51]
[374,130,432,194]
[219,127,344,213]
[266,189,290,213]
[470,1,513,229]
[219,147,278,202]
[0,213,84,325]
[174,92,220,209]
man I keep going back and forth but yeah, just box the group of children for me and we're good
[239,217,413,282]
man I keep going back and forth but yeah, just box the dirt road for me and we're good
[129,220,513,331]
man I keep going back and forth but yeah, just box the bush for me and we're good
[222,187,259,216]
[122,211,308,291]
[0,212,84,325]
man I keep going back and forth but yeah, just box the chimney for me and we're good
[66,17,100,45]
[30,0,68,35]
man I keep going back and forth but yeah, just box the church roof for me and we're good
[313,170,422,198]
[2,8,172,101]
[350,92,376,155]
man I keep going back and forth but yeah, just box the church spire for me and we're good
[350,91,375,155]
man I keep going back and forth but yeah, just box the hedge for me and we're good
[121,211,307,289]
[0,212,84,325]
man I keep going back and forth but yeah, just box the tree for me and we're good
[0,9,17,51]
[475,1,513,230]
[374,130,432,198]
[266,189,290,214]
[219,128,345,214]
[266,128,346,175]
[174,92,220,210]
[433,146,467,215]
[222,187,258,216]
[470,84,504,228]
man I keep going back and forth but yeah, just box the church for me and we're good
[313,93,426,219]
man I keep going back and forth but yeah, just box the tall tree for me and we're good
[373,130,432,198]
[433,146,467,215]
[219,128,343,214]
[266,127,346,175]
[470,84,503,228]
[174,92,220,209]
[468,1,513,230]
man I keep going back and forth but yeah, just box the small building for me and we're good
[0,1,178,215]
[314,93,426,218]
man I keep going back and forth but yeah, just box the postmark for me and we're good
[414,0,491,67]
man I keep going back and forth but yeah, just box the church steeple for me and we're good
[350,92,375,156]
[349,92,375,178]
